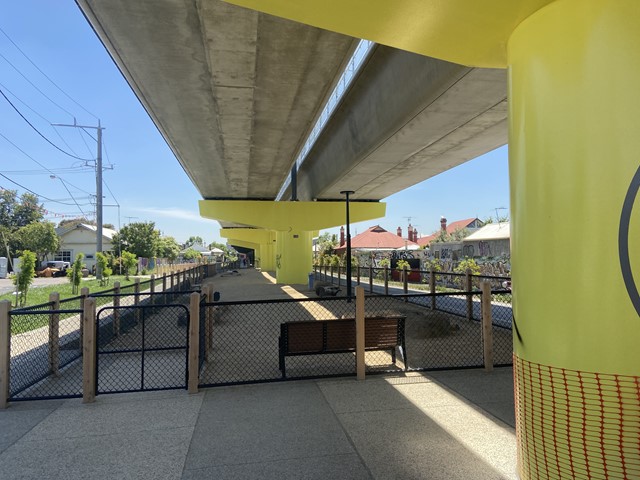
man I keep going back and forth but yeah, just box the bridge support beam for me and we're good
[200,200,385,284]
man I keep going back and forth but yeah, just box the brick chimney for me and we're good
[408,224,413,242]
[413,227,418,241]
[440,216,447,232]
[340,226,345,246]
[397,226,402,237]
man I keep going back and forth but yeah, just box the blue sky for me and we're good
[0,2,509,245]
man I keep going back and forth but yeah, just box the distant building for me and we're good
[55,223,117,270]
[462,222,510,259]
[416,216,483,248]
[334,225,419,253]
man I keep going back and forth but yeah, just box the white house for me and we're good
[54,223,117,271]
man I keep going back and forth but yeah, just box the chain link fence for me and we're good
[5,266,206,402]
[199,297,356,386]
[96,303,190,394]
[198,289,513,387]
[9,302,84,400]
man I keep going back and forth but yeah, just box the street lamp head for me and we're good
[340,190,355,195]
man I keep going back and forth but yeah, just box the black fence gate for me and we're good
[96,304,190,394]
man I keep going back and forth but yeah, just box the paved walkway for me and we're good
[0,268,518,479]
[0,369,516,479]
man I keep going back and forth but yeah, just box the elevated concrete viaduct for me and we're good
[75,0,507,284]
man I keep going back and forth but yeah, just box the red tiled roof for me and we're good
[415,218,479,247]
[336,225,418,251]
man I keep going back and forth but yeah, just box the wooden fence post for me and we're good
[113,281,120,336]
[80,287,89,348]
[403,267,408,301]
[149,274,155,305]
[369,265,373,293]
[430,269,436,309]
[188,292,200,394]
[466,269,473,320]
[82,296,97,403]
[330,265,334,284]
[162,273,167,294]
[481,281,494,372]
[0,300,11,409]
[355,286,365,381]
[49,292,60,377]
[204,285,213,359]
[384,266,389,295]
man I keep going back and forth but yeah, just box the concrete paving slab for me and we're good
[0,426,194,480]
[24,393,204,440]
[0,407,56,454]
[182,453,371,480]
[337,407,513,480]
[184,383,356,470]
[426,368,515,426]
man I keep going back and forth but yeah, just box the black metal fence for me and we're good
[8,305,84,400]
[96,301,190,394]
[5,265,512,402]
[6,265,209,401]
[198,290,513,388]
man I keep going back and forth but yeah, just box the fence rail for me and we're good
[1,265,209,404]
[1,273,513,407]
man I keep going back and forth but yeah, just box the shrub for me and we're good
[67,253,84,295]
[13,250,36,307]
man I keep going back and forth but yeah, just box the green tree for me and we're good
[120,251,137,280]
[396,259,410,282]
[57,217,115,230]
[316,232,338,256]
[182,248,202,261]
[13,250,36,307]
[454,257,481,275]
[158,236,180,262]
[113,222,160,258]
[67,253,85,295]
[0,190,43,229]
[185,236,204,248]
[12,221,60,266]
[96,252,112,286]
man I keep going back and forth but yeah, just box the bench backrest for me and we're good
[282,316,405,355]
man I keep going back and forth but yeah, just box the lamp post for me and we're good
[340,190,355,300]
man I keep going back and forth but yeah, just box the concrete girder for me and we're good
[282,45,507,201]
[76,0,357,199]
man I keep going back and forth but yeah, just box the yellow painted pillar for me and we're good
[275,230,314,284]
[201,200,385,284]
[508,2,640,478]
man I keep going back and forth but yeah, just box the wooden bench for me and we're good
[278,316,407,378]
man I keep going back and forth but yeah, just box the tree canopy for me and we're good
[185,235,204,248]
[0,189,43,229]
[112,221,160,258]
[157,236,180,262]
[12,222,60,265]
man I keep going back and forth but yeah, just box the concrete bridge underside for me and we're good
[76,0,507,282]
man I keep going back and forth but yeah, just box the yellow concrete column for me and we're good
[201,200,385,284]
[508,2,640,478]
[275,230,314,284]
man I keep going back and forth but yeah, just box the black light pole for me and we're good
[340,190,355,300]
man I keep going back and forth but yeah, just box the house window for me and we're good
[55,251,72,263]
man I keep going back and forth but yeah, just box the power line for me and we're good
[0,87,94,161]
[0,172,84,206]
[0,51,76,119]
[0,82,87,159]
[0,131,93,195]
[0,26,98,120]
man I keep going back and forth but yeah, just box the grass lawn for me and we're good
[1,275,140,309]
